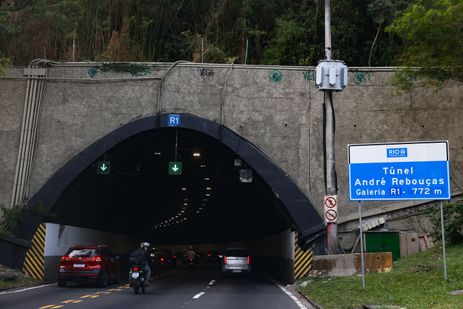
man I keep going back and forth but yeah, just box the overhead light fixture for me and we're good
[204,177,210,180]
[206,193,210,197]
[181,187,187,191]
[154,151,162,156]
[199,207,203,210]
[206,187,211,190]
[200,164,206,168]
[184,202,188,206]
[204,198,208,201]
[239,169,253,183]
[193,152,201,157]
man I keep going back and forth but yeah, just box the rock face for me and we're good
[0,265,21,281]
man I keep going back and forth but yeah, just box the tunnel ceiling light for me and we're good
[154,151,162,156]
[200,164,206,168]
[181,187,187,191]
[199,207,203,210]
[196,211,200,213]
[184,202,188,206]
[204,177,210,180]
[204,198,208,201]
[205,193,210,197]
[184,198,188,201]
[193,152,201,157]
[206,187,211,190]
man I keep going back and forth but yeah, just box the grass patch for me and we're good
[0,265,42,290]
[299,244,463,309]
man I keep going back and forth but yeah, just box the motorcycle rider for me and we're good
[185,246,197,263]
[129,242,152,286]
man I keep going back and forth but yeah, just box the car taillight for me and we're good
[247,256,251,265]
[223,256,227,265]
[60,256,69,261]
[133,267,139,271]
[93,256,102,262]
[160,257,164,262]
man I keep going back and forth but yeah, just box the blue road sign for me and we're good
[168,114,180,127]
[348,141,450,201]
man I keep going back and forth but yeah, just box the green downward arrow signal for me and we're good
[97,161,111,175]
[168,161,182,175]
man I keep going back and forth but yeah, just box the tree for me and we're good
[386,0,463,87]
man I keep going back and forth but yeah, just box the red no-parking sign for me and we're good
[324,195,338,223]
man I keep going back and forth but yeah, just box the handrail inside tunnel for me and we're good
[20,113,325,248]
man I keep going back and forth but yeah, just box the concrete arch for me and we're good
[21,114,324,247]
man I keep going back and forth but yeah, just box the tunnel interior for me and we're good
[48,127,293,244]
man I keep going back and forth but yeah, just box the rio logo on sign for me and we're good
[387,148,407,158]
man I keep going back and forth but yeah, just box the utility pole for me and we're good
[315,0,348,254]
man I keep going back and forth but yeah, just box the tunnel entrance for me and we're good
[22,114,324,247]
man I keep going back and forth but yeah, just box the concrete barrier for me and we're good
[311,252,393,276]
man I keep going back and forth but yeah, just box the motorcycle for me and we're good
[186,257,195,271]
[129,266,146,294]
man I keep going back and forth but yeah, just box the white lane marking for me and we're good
[0,283,56,295]
[208,280,215,286]
[192,292,205,299]
[276,284,308,309]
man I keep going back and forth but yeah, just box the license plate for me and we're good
[73,263,85,268]
[232,270,241,273]
[131,272,139,279]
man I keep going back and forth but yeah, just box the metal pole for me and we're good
[324,0,332,60]
[201,37,204,63]
[244,38,249,65]
[440,201,448,280]
[325,90,337,253]
[359,201,365,289]
[174,130,178,162]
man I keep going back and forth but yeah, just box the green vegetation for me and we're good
[299,244,463,309]
[386,0,463,89]
[427,199,463,246]
[0,0,410,66]
[0,205,21,236]
[0,56,10,75]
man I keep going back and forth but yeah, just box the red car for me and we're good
[58,245,120,287]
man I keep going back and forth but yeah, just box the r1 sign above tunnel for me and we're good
[348,141,450,201]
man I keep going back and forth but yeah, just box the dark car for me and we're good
[156,250,177,267]
[58,245,120,287]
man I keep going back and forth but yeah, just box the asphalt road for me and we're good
[0,264,307,309]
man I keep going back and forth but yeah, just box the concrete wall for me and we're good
[0,64,462,224]
[0,69,27,207]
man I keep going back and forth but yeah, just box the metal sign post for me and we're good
[440,201,448,280]
[358,201,365,289]
[348,141,451,285]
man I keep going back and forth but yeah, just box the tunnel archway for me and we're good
[21,114,324,248]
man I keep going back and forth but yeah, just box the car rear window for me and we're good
[66,248,97,258]
[224,249,248,257]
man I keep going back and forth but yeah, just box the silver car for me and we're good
[220,248,252,274]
